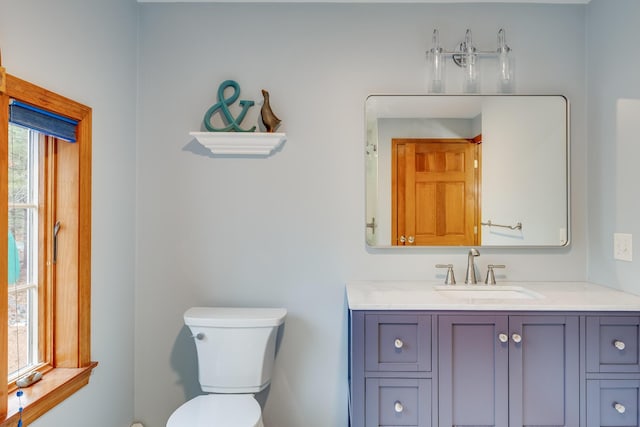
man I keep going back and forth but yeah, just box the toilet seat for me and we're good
[166,394,263,427]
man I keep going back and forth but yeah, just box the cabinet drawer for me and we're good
[587,316,640,372]
[587,380,640,427]
[365,378,432,427]
[365,314,431,372]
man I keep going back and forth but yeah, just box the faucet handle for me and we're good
[436,264,456,285]
[485,264,506,285]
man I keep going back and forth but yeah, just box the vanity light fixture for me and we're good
[426,28,514,93]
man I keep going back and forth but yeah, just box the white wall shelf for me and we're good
[190,131,286,156]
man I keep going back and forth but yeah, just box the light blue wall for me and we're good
[9,2,638,427]
[0,1,137,426]
[136,4,587,427]
[586,0,640,294]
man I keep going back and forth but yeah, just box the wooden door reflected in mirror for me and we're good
[392,138,480,246]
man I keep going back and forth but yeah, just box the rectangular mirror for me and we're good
[366,95,569,248]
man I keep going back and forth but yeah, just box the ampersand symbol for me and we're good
[203,80,256,132]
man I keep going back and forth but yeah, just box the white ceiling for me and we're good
[138,0,590,3]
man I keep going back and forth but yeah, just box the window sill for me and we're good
[1,362,98,427]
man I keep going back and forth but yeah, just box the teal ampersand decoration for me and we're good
[203,80,256,132]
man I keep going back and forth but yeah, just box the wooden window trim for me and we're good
[0,74,96,425]
[3,363,97,426]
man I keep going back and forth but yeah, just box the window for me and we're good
[1,73,95,426]
[8,126,41,380]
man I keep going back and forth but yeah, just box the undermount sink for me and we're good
[435,285,544,300]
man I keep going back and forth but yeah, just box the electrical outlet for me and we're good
[614,233,633,262]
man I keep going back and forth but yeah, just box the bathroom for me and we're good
[0,0,638,426]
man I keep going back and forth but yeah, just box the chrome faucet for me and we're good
[465,248,480,284]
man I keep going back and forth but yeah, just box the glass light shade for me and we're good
[428,29,445,93]
[497,29,514,93]
[462,30,479,93]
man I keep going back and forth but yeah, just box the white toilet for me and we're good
[167,307,287,427]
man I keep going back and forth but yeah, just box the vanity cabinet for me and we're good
[350,311,636,427]
[439,314,579,427]
[350,313,436,427]
[585,316,640,427]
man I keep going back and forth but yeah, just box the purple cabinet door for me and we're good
[365,378,432,427]
[509,316,580,427]
[587,380,640,427]
[365,314,432,372]
[438,315,509,427]
[587,316,640,373]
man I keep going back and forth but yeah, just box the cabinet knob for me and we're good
[407,236,415,244]
[613,402,626,414]
[498,333,509,343]
[512,333,522,343]
[614,340,626,351]
[394,401,404,413]
[394,338,404,349]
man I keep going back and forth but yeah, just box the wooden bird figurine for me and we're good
[260,89,281,133]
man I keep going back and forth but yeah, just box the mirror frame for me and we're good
[365,94,571,249]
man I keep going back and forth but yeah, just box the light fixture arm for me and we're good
[428,28,512,68]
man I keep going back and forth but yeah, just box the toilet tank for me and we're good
[184,307,286,393]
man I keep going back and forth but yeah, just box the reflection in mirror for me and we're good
[366,95,569,248]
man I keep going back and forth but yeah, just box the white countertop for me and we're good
[346,281,640,311]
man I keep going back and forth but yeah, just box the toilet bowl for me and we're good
[166,394,263,427]
[166,307,286,427]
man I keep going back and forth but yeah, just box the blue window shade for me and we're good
[9,100,78,142]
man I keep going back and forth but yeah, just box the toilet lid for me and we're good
[167,394,262,427]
